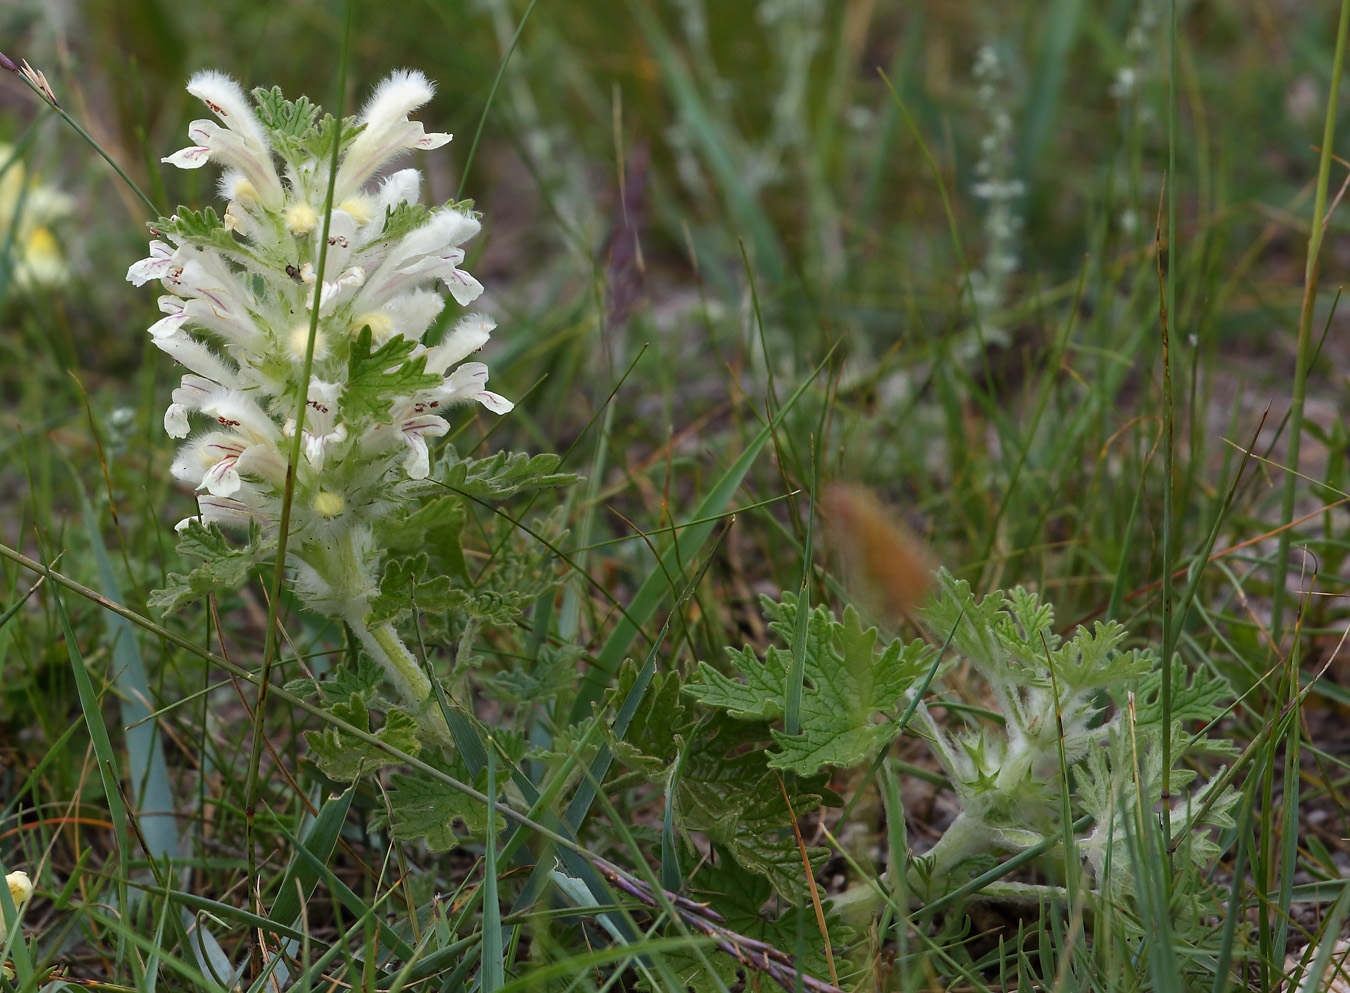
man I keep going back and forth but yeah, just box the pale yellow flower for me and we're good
[0,146,73,290]
[1,869,33,947]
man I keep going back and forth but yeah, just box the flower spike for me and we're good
[132,72,513,733]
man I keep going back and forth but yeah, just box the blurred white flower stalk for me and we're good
[1110,0,1161,239]
[1110,0,1159,104]
[967,45,1023,352]
[128,71,512,730]
[0,144,74,291]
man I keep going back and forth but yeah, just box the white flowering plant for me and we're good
[131,70,571,747]
[681,571,1240,906]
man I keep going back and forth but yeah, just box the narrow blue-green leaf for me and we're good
[255,784,358,990]
[1294,884,1350,993]
[0,572,42,631]
[443,704,490,778]
[493,937,711,993]
[456,0,541,200]
[0,853,34,985]
[505,608,664,932]
[623,0,785,285]
[79,904,229,992]
[1273,0,1350,637]
[156,888,308,944]
[1212,769,1260,993]
[1127,794,1180,993]
[1017,0,1084,180]
[145,890,171,993]
[482,749,504,992]
[48,553,131,923]
[784,445,818,739]
[564,650,656,829]
[272,821,416,962]
[881,758,909,975]
[380,933,478,987]
[1274,683,1302,970]
[79,480,178,861]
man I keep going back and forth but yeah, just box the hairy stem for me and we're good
[311,526,451,742]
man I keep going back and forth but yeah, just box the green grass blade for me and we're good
[482,749,504,992]
[47,558,131,969]
[1294,884,1350,993]
[568,357,829,724]
[249,784,359,988]
[1210,764,1260,993]
[1273,0,1350,638]
[623,0,785,284]
[1017,0,1085,182]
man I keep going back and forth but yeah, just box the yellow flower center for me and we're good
[339,196,375,226]
[231,177,260,206]
[284,202,318,236]
[353,312,394,342]
[313,491,344,518]
[288,323,328,361]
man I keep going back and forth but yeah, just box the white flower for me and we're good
[373,168,421,216]
[163,71,284,207]
[136,70,525,737]
[137,70,514,592]
[153,330,243,390]
[356,208,483,309]
[174,495,263,533]
[171,429,286,497]
[163,374,258,436]
[425,314,496,373]
[379,288,445,342]
[357,350,513,479]
[437,361,514,414]
[335,70,451,200]
[392,407,450,480]
[126,240,176,286]
[283,379,348,471]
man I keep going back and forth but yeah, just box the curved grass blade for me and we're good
[482,749,504,992]
[568,352,833,725]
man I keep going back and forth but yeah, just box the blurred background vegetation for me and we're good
[2,0,1349,984]
[5,0,1349,760]
[5,0,1348,793]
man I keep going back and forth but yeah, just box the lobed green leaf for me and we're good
[148,520,274,614]
[341,325,440,421]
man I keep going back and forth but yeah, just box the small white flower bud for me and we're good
[7,870,32,905]
[0,870,32,945]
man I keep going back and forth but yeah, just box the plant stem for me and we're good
[1272,0,1350,640]
[905,812,987,893]
[345,612,430,708]
[316,526,451,743]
